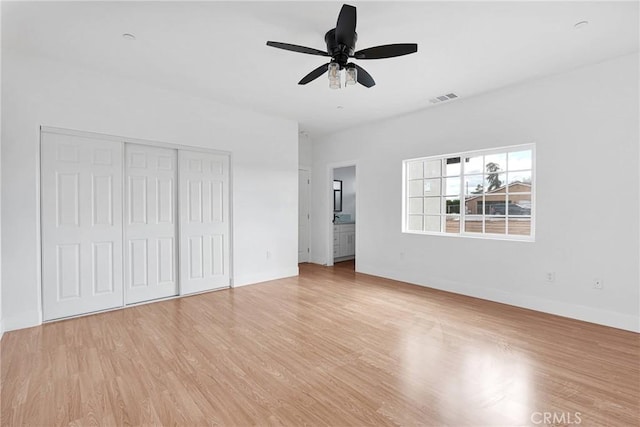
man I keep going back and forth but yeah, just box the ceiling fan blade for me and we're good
[335,4,357,47]
[266,41,329,57]
[352,64,375,88]
[353,43,418,60]
[298,63,330,85]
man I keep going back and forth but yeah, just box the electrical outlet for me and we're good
[593,278,603,289]
[545,272,555,283]
[400,252,405,260]
[266,251,271,260]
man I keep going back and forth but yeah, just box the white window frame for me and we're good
[402,143,536,242]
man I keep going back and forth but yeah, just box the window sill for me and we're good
[402,230,535,242]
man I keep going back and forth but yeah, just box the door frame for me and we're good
[325,160,358,267]
[39,126,234,323]
[298,167,311,263]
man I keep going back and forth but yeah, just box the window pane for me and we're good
[445,197,460,214]
[464,215,483,233]
[485,172,506,192]
[508,217,532,235]
[445,215,460,233]
[508,170,532,186]
[508,150,532,170]
[464,155,483,174]
[485,217,506,234]
[444,177,461,196]
[485,153,506,173]
[424,215,441,232]
[464,174,484,195]
[408,215,423,231]
[407,161,423,179]
[424,197,441,214]
[465,195,483,215]
[445,157,461,176]
[484,194,507,215]
[424,159,441,178]
[408,197,423,214]
[408,179,423,197]
[424,178,441,196]
[507,195,532,216]
[404,146,533,239]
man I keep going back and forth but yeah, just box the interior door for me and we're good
[125,144,178,304]
[298,169,310,262]
[179,150,230,294]
[41,131,124,320]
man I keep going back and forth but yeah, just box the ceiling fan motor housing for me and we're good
[325,28,357,67]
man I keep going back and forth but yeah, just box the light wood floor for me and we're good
[1,263,638,426]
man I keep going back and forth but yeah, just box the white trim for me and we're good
[37,128,44,326]
[121,140,127,307]
[40,126,231,156]
[233,267,299,287]
[326,161,358,267]
[403,142,535,164]
[2,309,41,332]
[358,263,640,333]
[402,229,535,242]
[228,152,235,287]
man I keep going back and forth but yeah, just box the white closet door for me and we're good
[125,144,178,304]
[298,169,310,262]
[41,132,124,320]
[179,150,230,294]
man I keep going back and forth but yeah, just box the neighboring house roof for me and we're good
[465,181,531,202]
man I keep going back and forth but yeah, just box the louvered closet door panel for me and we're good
[41,131,124,321]
[125,144,178,304]
[179,150,230,294]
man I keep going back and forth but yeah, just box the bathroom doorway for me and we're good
[330,164,356,269]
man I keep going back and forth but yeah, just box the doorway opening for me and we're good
[331,164,356,270]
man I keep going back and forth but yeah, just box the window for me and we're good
[403,144,534,240]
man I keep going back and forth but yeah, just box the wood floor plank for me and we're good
[1,261,638,425]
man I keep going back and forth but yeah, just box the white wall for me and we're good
[299,132,312,169]
[311,53,639,332]
[1,51,299,331]
[334,166,355,221]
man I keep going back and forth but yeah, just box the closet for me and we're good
[41,128,230,321]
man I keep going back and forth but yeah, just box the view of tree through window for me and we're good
[404,145,534,239]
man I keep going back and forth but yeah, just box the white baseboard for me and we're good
[358,263,640,333]
[0,319,4,342]
[233,267,299,288]
[1,267,301,332]
[2,309,41,333]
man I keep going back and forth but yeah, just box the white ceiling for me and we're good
[3,1,638,138]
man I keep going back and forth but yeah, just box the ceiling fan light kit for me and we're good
[327,62,358,89]
[328,62,341,89]
[266,4,418,89]
[345,67,357,86]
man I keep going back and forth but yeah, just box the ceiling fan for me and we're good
[266,4,418,89]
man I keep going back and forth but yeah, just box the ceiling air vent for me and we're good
[429,93,459,104]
